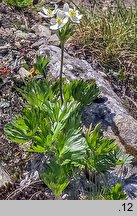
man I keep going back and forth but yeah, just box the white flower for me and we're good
[50,10,69,30]
[38,5,58,18]
[63,3,83,23]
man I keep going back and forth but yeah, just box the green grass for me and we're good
[71,0,137,80]
[4,0,33,8]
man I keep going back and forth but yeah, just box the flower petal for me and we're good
[64,11,70,17]
[78,14,83,20]
[52,4,58,15]
[59,17,69,28]
[72,4,76,10]
[42,7,48,15]
[71,17,80,23]
[54,4,58,11]
[50,23,59,30]
[51,18,57,25]
[63,3,69,12]
[38,12,48,18]
[57,9,65,19]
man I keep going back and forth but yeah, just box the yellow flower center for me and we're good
[69,10,76,17]
[57,18,63,25]
[48,9,52,15]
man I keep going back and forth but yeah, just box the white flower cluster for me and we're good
[38,3,83,30]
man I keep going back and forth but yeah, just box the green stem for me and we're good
[60,42,64,104]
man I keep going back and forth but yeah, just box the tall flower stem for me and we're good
[60,41,65,104]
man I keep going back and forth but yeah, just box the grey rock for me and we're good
[0,99,10,109]
[28,153,48,173]
[0,164,12,187]
[0,44,10,55]
[31,24,51,38]
[48,34,60,46]
[20,171,39,188]
[17,67,30,79]
[105,163,137,200]
[28,33,37,40]
[15,30,36,41]
[0,28,15,40]
[19,153,47,188]
[31,38,48,49]
[38,45,137,158]
[15,30,29,40]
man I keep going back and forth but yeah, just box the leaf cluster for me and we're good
[4,0,33,8]
[33,55,49,77]
[4,79,133,198]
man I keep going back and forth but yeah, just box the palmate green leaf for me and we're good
[96,138,116,155]
[33,55,49,75]
[58,20,74,42]
[30,117,54,152]
[57,129,87,166]
[43,99,80,125]
[85,124,103,149]
[40,158,70,197]
[4,106,41,144]
[57,101,80,123]
[108,183,126,200]
[4,117,31,144]
[70,79,100,107]
[64,110,81,132]
[51,79,99,107]
[94,154,117,172]
[28,145,47,153]
[18,79,54,107]
[15,98,81,153]
[85,124,128,172]
[110,146,134,166]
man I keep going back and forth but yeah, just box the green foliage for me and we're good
[18,79,54,107]
[40,158,70,197]
[51,79,100,107]
[33,55,49,76]
[4,79,133,198]
[19,78,99,108]
[70,79,100,107]
[108,183,126,200]
[88,182,126,200]
[73,0,137,84]
[57,129,86,167]
[85,125,133,173]
[4,107,41,144]
[110,146,134,166]
[57,20,75,43]
[76,1,137,57]
[4,0,33,8]
[4,98,82,151]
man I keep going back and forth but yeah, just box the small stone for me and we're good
[31,38,48,49]
[28,33,37,40]
[0,44,10,54]
[62,194,68,200]
[15,30,29,40]
[0,164,12,187]
[0,100,10,108]
[18,67,30,79]
[31,24,51,38]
